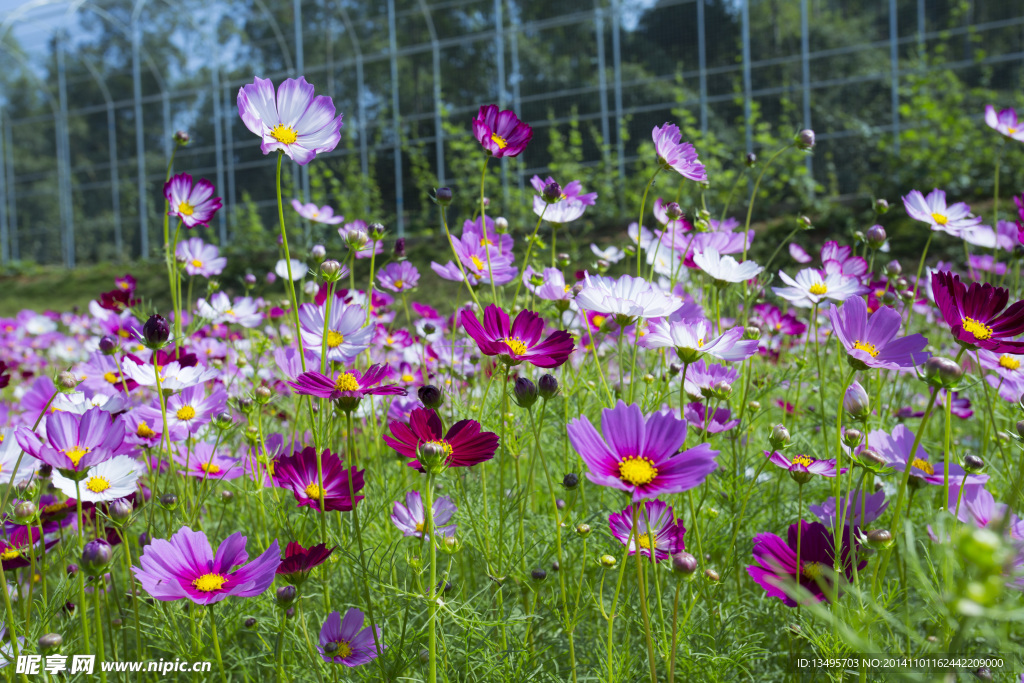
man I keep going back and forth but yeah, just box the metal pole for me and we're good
[889,0,900,154]
[0,109,7,266]
[162,92,171,160]
[4,115,17,261]
[224,83,236,240]
[611,0,625,181]
[595,6,610,163]
[741,0,752,155]
[56,32,74,268]
[800,0,813,189]
[697,0,708,134]
[387,0,404,236]
[918,0,926,58]
[294,0,310,207]
[509,1,523,194]
[212,68,227,245]
[418,0,445,189]
[132,18,148,258]
[495,0,508,208]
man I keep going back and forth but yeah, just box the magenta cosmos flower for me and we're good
[15,407,130,473]
[748,521,863,607]
[567,401,718,502]
[931,271,1024,353]
[384,408,498,470]
[985,106,1024,142]
[287,365,406,410]
[164,173,222,228]
[318,608,384,666]
[291,199,344,225]
[390,491,457,538]
[133,527,280,605]
[272,446,365,512]
[652,123,707,182]
[608,500,685,562]
[276,542,334,585]
[473,104,532,158]
[237,76,343,165]
[828,295,929,370]
[176,238,226,278]
[764,450,845,482]
[462,304,575,368]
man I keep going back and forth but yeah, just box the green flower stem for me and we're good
[276,151,307,373]
[424,470,438,683]
[741,144,791,264]
[94,574,108,683]
[635,168,662,277]
[162,143,181,348]
[210,606,226,682]
[478,156,499,305]
[75,480,91,655]
[439,206,482,310]
[510,205,548,305]
[906,232,934,331]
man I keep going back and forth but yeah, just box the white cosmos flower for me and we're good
[640,315,758,362]
[275,259,307,281]
[196,292,263,328]
[121,358,219,390]
[693,248,763,284]
[590,244,626,263]
[50,392,127,415]
[52,455,143,503]
[771,268,868,308]
[574,273,677,319]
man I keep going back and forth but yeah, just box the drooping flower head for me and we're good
[317,608,384,666]
[931,271,1024,353]
[237,76,344,165]
[828,296,929,370]
[276,542,335,585]
[608,500,685,562]
[291,200,344,224]
[164,173,222,228]
[567,401,718,502]
[271,446,365,512]
[133,527,280,605]
[176,238,226,278]
[473,105,532,158]
[461,304,575,368]
[15,407,130,473]
[384,408,499,470]
[391,491,457,538]
[985,105,1024,142]
[652,123,707,181]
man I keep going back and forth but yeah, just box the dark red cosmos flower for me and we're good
[931,271,1024,353]
[272,446,364,512]
[276,542,335,585]
[98,288,139,313]
[384,408,498,470]
[0,361,9,389]
[462,304,575,368]
[287,364,405,410]
[0,526,59,570]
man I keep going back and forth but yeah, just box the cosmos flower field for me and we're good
[2,76,1024,681]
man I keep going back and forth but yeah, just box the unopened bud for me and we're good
[671,551,698,577]
[108,498,133,524]
[704,568,720,583]
[538,374,559,399]
[842,429,863,449]
[874,198,890,215]
[39,633,62,654]
[345,229,369,250]
[99,336,119,355]
[418,385,444,409]
[160,493,178,511]
[394,238,406,258]
[963,454,984,474]
[495,217,509,234]
[244,617,257,629]
[843,381,870,419]
[142,315,170,349]
[865,225,887,249]
[745,152,757,167]
[562,473,579,490]
[57,371,79,390]
[276,585,297,607]
[743,326,762,340]
[81,539,113,576]
[542,182,562,204]
[795,129,816,150]
[173,130,190,145]
[923,357,963,388]
[531,568,547,581]
[769,424,791,450]
[866,529,893,549]
[513,377,538,409]
[13,501,36,523]
[884,260,902,277]
[575,523,591,538]
[666,202,684,220]
[600,554,617,569]
[433,187,453,206]
[310,244,326,262]
[748,400,761,412]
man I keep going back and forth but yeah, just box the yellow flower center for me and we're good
[333,372,360,392]
[912,458,934,475]
[191,259,203,268]
[136,422,155,438]
[1010,127,1018,134]
[103,371,119,384]
[802,562,823,580]
[200,462,221,475]
[176,405,197,421]
[424,440,454,457]
[401,374,415,382]
[791,454,815,467]
[808,283,828,296]
[192,573,227,592]
[393,279,405,290]
[329,640,353,658]
[305,482,325,500]
[637,533,652,550]
[591,315,606,329]
[270,124,298,144]
[931,213,948,226]
[326,331,345,348]
[64,446,90,467]
[415,522,425,533]
[471,255,485,270]
[0,548,20,561]
[118,282,130,290]
[618,456,659,486]
[178,201,194,216]
[86,476,111,493]
[503,337,528,356]
[490,133,508,149]
[42,501,69,514]
[962,317,993,340]
[999,354,1020,370]
[852,340,879,357]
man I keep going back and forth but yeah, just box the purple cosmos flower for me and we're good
[133,527,280,605]
[748,521,863,607]
[590,244,626,263]
[377,261,420,293]
[431,230,518,286]
[809,490,888,529]
[461,304,575,368]
[682,359,738,399]
[176,238,226,278]
[522,267,573,303]
[164,384,227,435]
[575,273,679,319]
[772,268,868,308]
[984,105,1024,142]
[473,104,532,158]
[829,296,929,370]
[820,241,869,279]
[384,408,499,470]
[291,200,344,224]
[164,173,222,228]
[390,491,457,538]
[789,243,812,264]
[276,542,335,585]
[530,175,597,224]
[317,608,384,666]
[765,450,845,480]
[652,123,707,181]
[868,424,987,487]
[567,401,718,502]
[640,314,758,363]
[931,271,1024,353]
[608,500,685,562]
[196,292,263,328]
[902,189,983,236]
[272,446,365,512]
[750,303,806,337]
[682,403,739,435]
[15,407,130,473]
[0,526,59,570]
[174,442,243,481]
[298,301,374,363]
[237,76,343,165]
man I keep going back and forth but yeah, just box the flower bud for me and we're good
[562,473,579,490]
[712,381,732,399]
[574,523,591,538]
[99,336,119,355]
[769,424,791,450]
[799,215,813,229]
[513,377,538,409]
[221,490,234,503]
[418,385,444,409]
[345,229,369,250]
[874,198,890,215]
[556,499,565,510]
[255,385,273,403]
[866,529,893,549]
[495,217,509,234]
[394,238,406,258]
[842,428,863,449]
[853,230,865,244]
[433,187,453,206]
[857,447,885,469]
[142,315,170,349]
[244,273,257,286]
[310,244,326,262]
[417,442,448,473]
[531,568,547,581]
[81,539,113,576]
[963,454,985,474]
[865,225,887,249]
[1017,420,1024,439]
[276,585,297,608]
[367,222,386,241]
[884,260,902,277]
[542,182,562,204]
[704,568,720,583]
[13,501,36,524]
[538,374,559,399]
[173,130,190,145]
[57,371,80,391]
[671,551,698,578]
[666,202,684,220]
[244,617,257,629]
[160,493,178,511]
[39,633,62,654]
[108,498,133,524]
[551,561,560,572]
[795,129,816,150]
[843,381,870,419]
[743,326,762,341]
[745,152,757,167]
[923,357,963,388]
[599,554,618,569]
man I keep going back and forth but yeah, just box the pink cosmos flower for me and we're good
[237,76,343,165]
[164,174,222,228]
